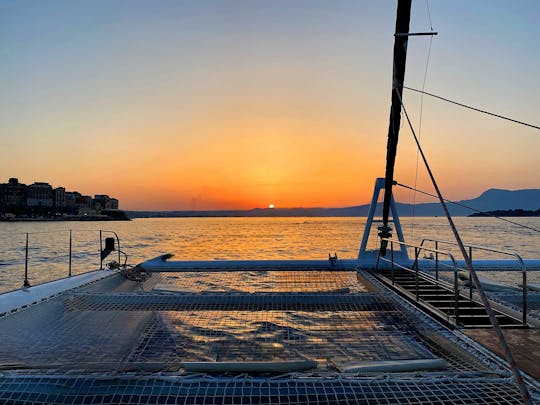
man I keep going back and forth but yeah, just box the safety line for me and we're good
[395,89,532,404]
[395,181,540,234]
[404,87,540,131]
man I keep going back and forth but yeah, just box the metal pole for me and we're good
[454,263,459,326]
[469,246,473,300]
[414,247,419,301]
[117,235,121,265]
[379,0,412,256]
[99,230,103,270]
[391,241,395,285]
[68,229,72,277]
[435,241,439,281]
[523,264,527,325]
[23,233,31,288]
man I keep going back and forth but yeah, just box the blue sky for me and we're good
[1,1,539,209]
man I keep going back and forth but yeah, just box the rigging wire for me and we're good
[394,88,532,405]
[411,13,434,241]
[395,181,540,233]
[404,86,540,131]
[425,0,433,31]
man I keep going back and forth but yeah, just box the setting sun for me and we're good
[268,204,275,209]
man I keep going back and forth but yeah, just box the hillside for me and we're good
[127,188,540,218]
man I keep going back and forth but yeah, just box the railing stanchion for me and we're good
[391,241,395,285]
[23,233,31,288]
[469,246,473,300]
[99,230,103,270]
[414,247,419,301]
[68,229,72,277]
[435,241,439,282]
[117,234,121,265]
[454,261,459,326]
[523,262,527,325]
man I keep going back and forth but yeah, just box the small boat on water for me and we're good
[0,1,539,404]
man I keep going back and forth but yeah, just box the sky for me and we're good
[1,0,539,210]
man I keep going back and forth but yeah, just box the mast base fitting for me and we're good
[377,226,393,239]
[378,226,393,257]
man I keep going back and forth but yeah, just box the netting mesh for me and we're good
[153,270,370,294]
[0,375,525,404]
[0,269,534,404]
[0,292,434,371]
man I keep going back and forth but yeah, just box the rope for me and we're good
[411,23,434,241]
[404,87,540,131]
[395,182,540,234]
[395,89,532,404]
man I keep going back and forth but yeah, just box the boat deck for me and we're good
[0,268,536,404]
[465,328,540,381]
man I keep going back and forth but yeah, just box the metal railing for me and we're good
[420,238,527,325]
[376,238,460,325]
[21,229,75,287]
[3,229,121,292]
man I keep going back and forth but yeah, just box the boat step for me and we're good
[465,324,529,329]
[376,271,525,329]
[403,288,451,293]
[408,286,454,296]
[433,307,492,314]
[418,295,462,301]
[391,282,437,287]
[458,317,521,326]
[427,302,482,308]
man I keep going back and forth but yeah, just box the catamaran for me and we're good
[0,1,539,403]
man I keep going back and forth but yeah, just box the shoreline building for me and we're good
[53,187,66,209]
[94,195,118,211]
[1,177,120,217]
[27,182,53,208]
[0,178,27,211]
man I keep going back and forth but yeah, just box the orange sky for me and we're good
[1,1,539,210]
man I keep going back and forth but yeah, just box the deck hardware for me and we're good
[99,230,123,270]
[328,253,338,267]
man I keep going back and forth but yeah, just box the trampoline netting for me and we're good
[0,269,533,404]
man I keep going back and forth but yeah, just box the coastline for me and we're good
[0,216,130,222]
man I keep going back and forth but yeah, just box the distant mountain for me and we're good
[126,188,540,218]
[394,188,540,217]
[469,209,540,217]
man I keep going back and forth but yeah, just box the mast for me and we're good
[379,0,411,255]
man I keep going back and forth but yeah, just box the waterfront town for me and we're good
[0,177,124,220]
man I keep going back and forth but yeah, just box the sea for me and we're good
[0,216,539,294]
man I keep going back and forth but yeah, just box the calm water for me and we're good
[0,217,538,293]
